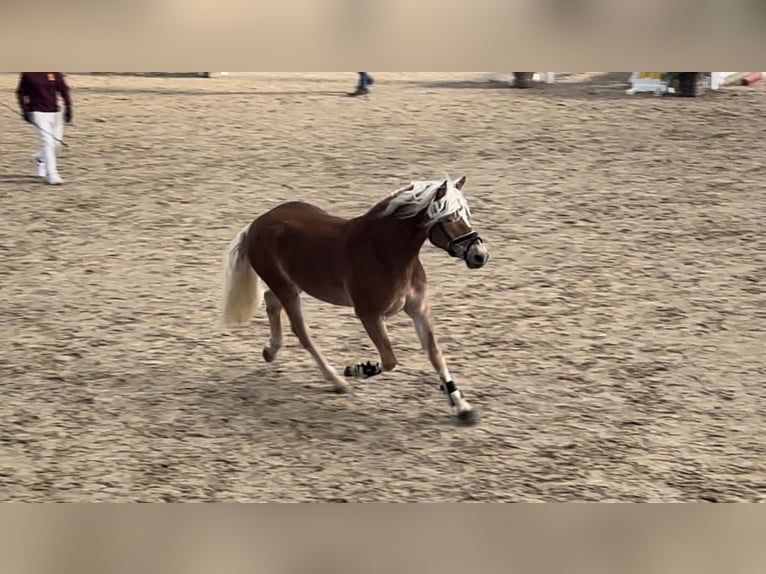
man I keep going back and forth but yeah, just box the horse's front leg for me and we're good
[343,313,397,379]
[404,293,478,426]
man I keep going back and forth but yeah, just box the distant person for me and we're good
[349,72,374,97]
[16,72,73,185]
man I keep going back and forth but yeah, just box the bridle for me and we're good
[429,221,481,260]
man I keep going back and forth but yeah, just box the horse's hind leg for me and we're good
[279,292,350,394]
[343,313,396,379]
[262,290,283,362]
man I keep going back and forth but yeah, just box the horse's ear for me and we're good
[435,180,449,199]
[454,176,466,190]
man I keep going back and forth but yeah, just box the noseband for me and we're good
[430,222,481,259]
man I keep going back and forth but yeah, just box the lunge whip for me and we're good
[2,102,69,148]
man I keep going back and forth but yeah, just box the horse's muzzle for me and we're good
[464,240,489,269]
[447,231,489,269]
[435,225,489,269]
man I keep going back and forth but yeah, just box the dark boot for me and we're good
[349,72,372,96]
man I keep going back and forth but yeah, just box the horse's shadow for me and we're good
[194,363,449,440]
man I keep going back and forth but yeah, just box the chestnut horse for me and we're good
[221,177,489,425]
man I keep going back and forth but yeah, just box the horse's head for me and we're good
[426,177,489,269]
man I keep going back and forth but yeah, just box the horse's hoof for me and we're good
[262,347,276,363]
[332,383,351,394]
[456,409,479,427]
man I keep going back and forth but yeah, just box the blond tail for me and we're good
[222,222,263,327]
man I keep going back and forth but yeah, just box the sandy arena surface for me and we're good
[0,72,764,502]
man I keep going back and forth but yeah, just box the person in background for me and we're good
[16,72,73,185]
[349,72,374,96]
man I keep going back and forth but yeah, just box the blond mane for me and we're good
[380,179,471,227]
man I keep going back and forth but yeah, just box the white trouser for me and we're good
[31,111,64,180]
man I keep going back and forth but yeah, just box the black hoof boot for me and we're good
[456,409,479,427]
[343,361,382,378]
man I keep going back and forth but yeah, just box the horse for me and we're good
[221,176,489,425]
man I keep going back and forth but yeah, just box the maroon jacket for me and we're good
[16,72,72,113]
